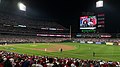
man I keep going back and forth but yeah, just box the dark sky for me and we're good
[26,0,120,33]
[1,0,120,33]
[25,0,96,33]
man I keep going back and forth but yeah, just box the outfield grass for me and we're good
[0,42,120,61]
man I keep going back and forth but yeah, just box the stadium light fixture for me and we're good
[96,0,103,8]
[18,2,26,11]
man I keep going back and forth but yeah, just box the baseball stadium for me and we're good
[0,0,120,67]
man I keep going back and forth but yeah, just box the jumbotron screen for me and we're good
[80,16,97,29]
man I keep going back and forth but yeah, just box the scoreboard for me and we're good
[80,16,97,30]
[80,14,105,33]
[80,15,97,33]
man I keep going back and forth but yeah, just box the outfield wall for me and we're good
[78,41,119,45]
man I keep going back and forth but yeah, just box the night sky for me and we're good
[26,0,95,33]
[1,0,120,33]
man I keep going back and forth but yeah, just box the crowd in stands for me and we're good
[0,50,119,67]
[0,12,66,29]
[0,12,69,35]
[0,34,119,44]
[0,35,70,44]
[75,33,120,43]
[77,33,111,38]
[74,38,120,43]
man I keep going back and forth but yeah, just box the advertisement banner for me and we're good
[101,42,106,44]
[113,42,118,45]
[80,41,85,44]
[106,42,113,45]
[118,43,120,45]
[87,41,93,44]
[96,42,102,44]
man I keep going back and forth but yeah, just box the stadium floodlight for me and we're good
[96,0,103,8]
[18,2,26,11]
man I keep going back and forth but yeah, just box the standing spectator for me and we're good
[4,59,12,67]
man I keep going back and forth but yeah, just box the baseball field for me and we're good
[0,42,120,61]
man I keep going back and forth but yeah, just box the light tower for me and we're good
[17,2,27,16]
[18,2,26,11]
[96,0,103,8]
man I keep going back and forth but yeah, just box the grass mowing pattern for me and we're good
[0,42,120,61]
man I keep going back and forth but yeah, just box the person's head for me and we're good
[83,20,87,24]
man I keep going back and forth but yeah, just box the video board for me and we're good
[80,16,97,30]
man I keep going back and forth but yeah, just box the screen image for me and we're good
[80,16,97,29]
